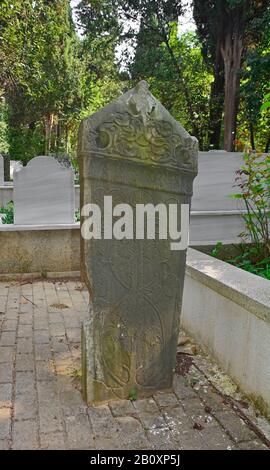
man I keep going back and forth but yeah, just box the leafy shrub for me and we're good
[0,200,14,224]
[231,151,270,260]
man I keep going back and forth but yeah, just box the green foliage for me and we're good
[260,87,270,112]
[0,95,9,153]
[1,0,86,162]
[130,26,212,148]
[0,0,270,160]
[75,209,80,222]
[228,247,270,280]
[211,241,270,280]
[233,151,270,260]
[211,241,223,258]
[0,201,14,224]
[128,387,138,401]
[194,0,270,150]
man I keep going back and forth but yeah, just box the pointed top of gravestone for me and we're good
[127,80,156,125]
[79,81,198,174]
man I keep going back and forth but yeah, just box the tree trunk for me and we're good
[44,114,54,155]
[249,122,256,150]
[209,47,225,149]
[221,32,243,151]
[221,4,247,152]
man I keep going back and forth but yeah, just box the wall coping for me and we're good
[0,223,80,232]
[186,248,270,323]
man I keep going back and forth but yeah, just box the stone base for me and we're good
[81,318,174,405]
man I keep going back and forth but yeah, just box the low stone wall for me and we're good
[181,248,270,416]
[0,222,242,278]
[0,224,80,277]
[0,183,80,209]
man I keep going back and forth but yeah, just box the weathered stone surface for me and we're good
[79,81,198,404]
[13,155,75,225]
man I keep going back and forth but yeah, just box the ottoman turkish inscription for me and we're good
[78,81,198,403]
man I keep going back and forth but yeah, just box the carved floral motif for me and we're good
[89,112,197,171]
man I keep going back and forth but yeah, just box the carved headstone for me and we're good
[0,155,4,185]
[79,81,198,403]
[14,156,75,225]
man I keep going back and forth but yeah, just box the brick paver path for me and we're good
[0,280,268,450]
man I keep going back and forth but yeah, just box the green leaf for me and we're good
[260,102,270,111]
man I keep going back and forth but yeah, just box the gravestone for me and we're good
[14,155,75,225]
[0,155,4,185]
[79,81,198,404]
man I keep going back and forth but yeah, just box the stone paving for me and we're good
[0,279,269,450]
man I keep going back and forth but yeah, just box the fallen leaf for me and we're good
[193,422,204,431]
[50,303,69,309]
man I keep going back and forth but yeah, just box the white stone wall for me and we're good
[182,248,270,415]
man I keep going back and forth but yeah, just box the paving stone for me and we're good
[63,317,80,328]
[134,398,160,415]
[0,346,14,363]
[0,407,11,440]
[163,406,191,437]
[88,405,119,439]
[109,399,137,418]
[12,419,38,450]
[0,438,9,450]
[35,343,52,361]
[181,397,218,429]
[36,360,55,381]
[0,331,16,346]
[16,353,34,371]
[154,392,179,409]
[173,374,198,400]
[34,319,49,330]
[40,431,65,450]
[65,413,95,449]
[0,363,12,383]
[17,337,33,353]
[5,308,18,320]
[39,405,63,434]
[58,385,86,417]
[19,314,33,325]
[0,280,268,451]
[236,439,269,450]
[48,313,63,324]
[66,327,81,343]
[115,416,149,450]
[15,371,35,396]
[14,393,37,421]
[134,399,166,430]
[34,329,50,344]
[214,410,258,443]
[51,337,69,353]
[17,325,32,338]
[54,352,74,374]
[0,383,12,407]
[147,426,180,450]
[200,425,235,450]
[197,385,231,412]
[50,323,66,337]
[180,428,209,450]
[2,320,17,331]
